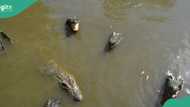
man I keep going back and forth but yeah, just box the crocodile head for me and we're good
[56,72,83,101]
[66,17,80,32]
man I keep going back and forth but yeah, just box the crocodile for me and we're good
[66,17,80,32]
[161,71,184,105]
[105,32,123,52]
[0,32,12,52]
[44,97,61,107]
[43,61,83,101]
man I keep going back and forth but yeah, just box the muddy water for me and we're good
[0,0,190,107]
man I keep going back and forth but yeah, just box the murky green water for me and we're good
[0,0,190,107]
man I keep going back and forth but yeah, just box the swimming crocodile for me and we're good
[105,32,123,51]
[0,32,12,52]
[161,71,184,105]
[66,17,80,32]
[43,61,83,101]
[44,97,61,107]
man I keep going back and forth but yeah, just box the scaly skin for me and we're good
[106,32,123,51]
[0,32,12,52]
[66,17,80,32]
[161,72,184,105]
[44,97,61,107]
[44,61,83,101]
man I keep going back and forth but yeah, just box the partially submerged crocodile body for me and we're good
[105,32,123,52]
[43,61,83,101]
[0,32,12,52]
[44,97,61,107]
[161,71,184,105]
[65,17,80,37]
[66,17,80,32]
[56,70,83,101]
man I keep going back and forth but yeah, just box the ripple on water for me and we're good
[168,33,190,96]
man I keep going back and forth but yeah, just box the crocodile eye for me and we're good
[61,83,69,89]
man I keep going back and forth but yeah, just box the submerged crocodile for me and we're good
[44,97,61,107]
[43,61,83,101]
[161,71,184,105]
[105,32,123,52]
[0,32,12,52]
[66,17,80,32]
